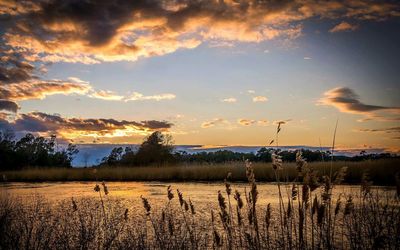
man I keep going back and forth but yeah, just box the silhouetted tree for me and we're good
[0,131,78,170]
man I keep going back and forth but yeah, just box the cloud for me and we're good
[0,100,19,113]
[357,127,400,134]
[238,119,256,126]
[201,118,228,129]
[125,92,176,101]
[253,96,268,102]
[2,0,397,65]
[0,80,91,101]
[273,119,292,125]
[257,120,269,126]
[0,54,35,84]
[303,56,312,60]
[68,77,89,84]
[318,87,400,119]
[0,78,175,103]
[329,21,359,32]
[0,111,173,141]
[221,97,237,103]
[89,90,124,101]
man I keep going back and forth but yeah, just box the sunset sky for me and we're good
[0,0,399,153]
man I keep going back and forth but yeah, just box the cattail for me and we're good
[94,184,100,192]
[245,159,256,182]
[218,191,227,211]
[334,198,341,216]
[304,168,319,191]
[189,199,195,215]
[291,184,298,200]
[272,153,283,170]
[183,200,189,211]
[213,229,222,246]
[168,216,174,236]
[71,198,78,212]
[361,172,372,196]
[234,190,243,209]
[101,181,109,195]
[396,172,400,198]
[124,208,128,221]
[312,196,318,215]
[287,199,292,218]
[224,173,232,196]
[177,189,184,207]
[344,196,354,216]
[334,166,348,184]
[167,185,174,201]
[302,185,309,207]
[317,203,325,225]
[218,191,229,222]
[296,150,307,174]
[141,196,151,215]
[321,176,331,203]
[161,210,166,221]
[236,206,242,226]
[265,203,271,230]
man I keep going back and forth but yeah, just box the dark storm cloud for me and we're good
[0,54,36,84]
[0,99,19,112]
[0,112,173,134]
[1,0,399,64]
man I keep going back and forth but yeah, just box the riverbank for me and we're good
[1,159,399,185]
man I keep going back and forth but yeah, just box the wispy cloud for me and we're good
[318,87,400,120]
[253,96,268,102]
[201,118,229,129]
[125,92,176,102]
[237,119,269,126]
[357,127,400,134]
[221,97,237,103]
[89,90,124,101]
[238,119,256,126]
[329,22,359,33]
[0,80,91,101]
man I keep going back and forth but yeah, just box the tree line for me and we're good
[0,131,78,170]
[99,131,397,167]
[1,131,397,170]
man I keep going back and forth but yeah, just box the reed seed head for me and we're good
[140,196,151,215]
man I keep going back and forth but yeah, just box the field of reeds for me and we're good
[1,153,399,250]
[1,159,399,185]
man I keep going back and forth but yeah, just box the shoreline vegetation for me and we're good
[1,131,399,185]
[1,159,399,185]
[1,157,399,249]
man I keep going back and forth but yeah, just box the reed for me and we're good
[1,157,399,250]
[1,159,399,185]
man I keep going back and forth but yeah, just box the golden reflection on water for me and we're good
[1,182,394,220]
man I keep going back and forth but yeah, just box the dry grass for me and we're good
[1,159,399,185]
[1,157,399,250]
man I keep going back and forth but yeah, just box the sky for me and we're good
[0,0,399,153]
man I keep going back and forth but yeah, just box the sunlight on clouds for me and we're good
[318,87,400,121]
[221,97,237,103]
[125,92,176,102]
[252,96,268,102]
